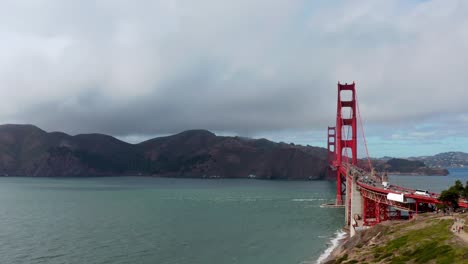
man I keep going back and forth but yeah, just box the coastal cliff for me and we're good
[325,213,468,263]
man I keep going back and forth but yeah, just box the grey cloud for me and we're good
[1,0,468,139]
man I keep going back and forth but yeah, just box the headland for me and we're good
[324,213,468,263]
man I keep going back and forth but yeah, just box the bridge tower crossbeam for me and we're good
[327,126,336,180]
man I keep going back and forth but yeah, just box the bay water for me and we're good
[0,177,343,264]
[389,168,468,193]
[0,168,466,264]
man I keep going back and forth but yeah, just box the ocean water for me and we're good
[0,177,344,264]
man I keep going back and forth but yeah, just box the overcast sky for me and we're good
[1,0,468,157]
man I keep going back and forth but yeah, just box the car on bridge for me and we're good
[414,189,430,196]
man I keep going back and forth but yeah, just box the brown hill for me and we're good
[0,125,328,179]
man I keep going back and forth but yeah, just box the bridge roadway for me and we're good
[340,164,468,213]
[338,164,468,237]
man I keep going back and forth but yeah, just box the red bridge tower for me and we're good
[333,82,357,205]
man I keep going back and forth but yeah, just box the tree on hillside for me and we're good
[438,180,467,208]
[438,189,460,208]
[463,181,468,200]
[453,180,464,194]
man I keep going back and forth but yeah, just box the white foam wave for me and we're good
[315,229,347,264]
[291,198,327,202]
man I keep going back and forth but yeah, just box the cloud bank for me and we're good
[1,0,468,143]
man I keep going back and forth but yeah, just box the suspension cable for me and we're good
[355,91,373,172]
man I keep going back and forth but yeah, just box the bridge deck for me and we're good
[340,164,468,209]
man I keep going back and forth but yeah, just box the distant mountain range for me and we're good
[0,124,328,179]
[409,152,468,168]
[364,158,449,176]
[0,124,457,178]
[375,152,468,169]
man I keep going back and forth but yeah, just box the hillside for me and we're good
[411,152,468,168]
[0,124,328,179]
[326,213,468,264]
[358,158,449,176]
[0,124,453,178]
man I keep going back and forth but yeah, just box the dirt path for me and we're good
[451,217,468,243]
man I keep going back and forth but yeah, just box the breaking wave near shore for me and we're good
[315,229,347,264]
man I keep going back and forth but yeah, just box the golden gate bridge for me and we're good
[326,82,468,236]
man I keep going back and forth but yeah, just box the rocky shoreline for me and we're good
[319,230,349,264]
